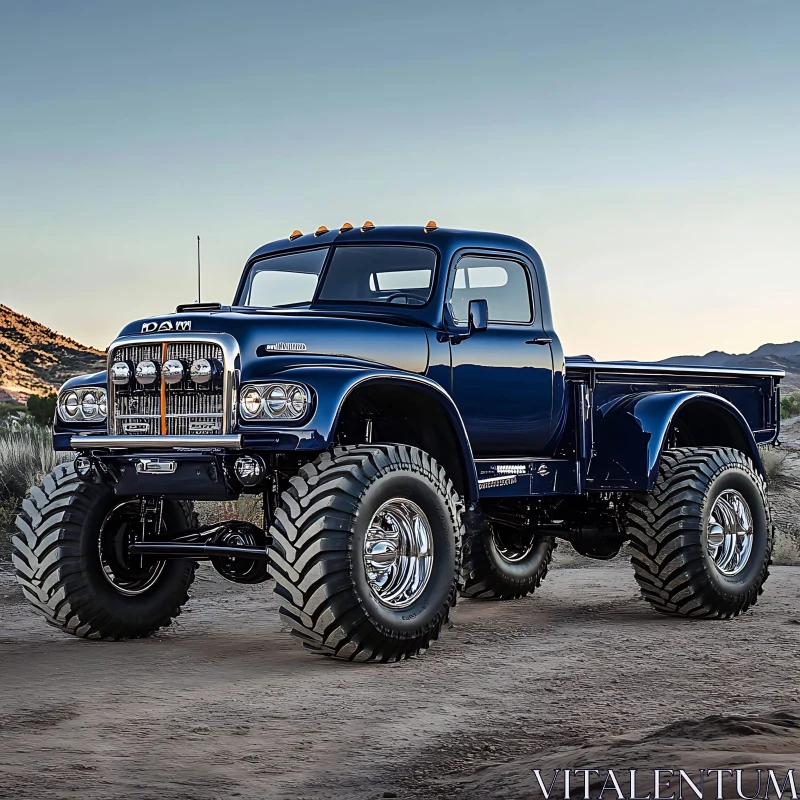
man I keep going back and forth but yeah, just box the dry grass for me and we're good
[0,427,72,557]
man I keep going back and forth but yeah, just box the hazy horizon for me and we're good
[1,1,799,360]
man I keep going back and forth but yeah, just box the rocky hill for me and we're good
[0,305,105,403]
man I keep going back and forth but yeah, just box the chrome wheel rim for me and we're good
[363,498,434,609]
[98,501,166,596]
[492,527,536,563]
[706,489,754,577]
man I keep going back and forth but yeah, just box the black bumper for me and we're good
[91,452,239,500]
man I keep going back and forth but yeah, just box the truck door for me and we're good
[447,253,554,457]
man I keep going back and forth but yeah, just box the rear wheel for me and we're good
[269,444,463,662]
[461,516,555,600]
[627,446,772,618]
[13,462,197,639]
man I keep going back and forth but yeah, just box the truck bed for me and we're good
[476,358,784,499]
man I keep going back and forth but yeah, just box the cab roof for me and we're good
[247,225,539,265]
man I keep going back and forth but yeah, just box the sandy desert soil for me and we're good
[1,557,799,800]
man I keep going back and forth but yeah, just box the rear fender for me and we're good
[589,390,763,491]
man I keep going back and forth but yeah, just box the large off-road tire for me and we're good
[627,447,772,618]
[12,461,197,639]
[269,445,463,662]
[461,515,556,600]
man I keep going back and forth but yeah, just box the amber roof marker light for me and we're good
[424,220,438,232]
[361,220,375,232]
[339,222,354,233]
[289,229,303,241]
[314,225,329,237]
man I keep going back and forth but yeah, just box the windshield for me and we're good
[240,245,437,308]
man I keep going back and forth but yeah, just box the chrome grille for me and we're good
[109,341,225,436]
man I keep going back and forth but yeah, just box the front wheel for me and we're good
[13,462,197,639]
[269,445,463,662]
[627,447,773,618]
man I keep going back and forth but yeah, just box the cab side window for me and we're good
[449,256,533,323]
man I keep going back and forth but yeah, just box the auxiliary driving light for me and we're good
[162,359,185,385]
[190,357,219,384]
[110,361,132,386]
[234,455,265,487]
[135,360,159,386]
[74,455,93,479]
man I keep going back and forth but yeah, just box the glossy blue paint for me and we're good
[55,226,783,502]
[242,365,480,500]
[589,389,764,490]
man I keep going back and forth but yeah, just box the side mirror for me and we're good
[468,299,488,334]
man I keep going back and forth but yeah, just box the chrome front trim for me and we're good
[71,434,242,449]
[107,333,240,437]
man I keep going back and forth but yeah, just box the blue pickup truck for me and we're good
[14,223,783,661]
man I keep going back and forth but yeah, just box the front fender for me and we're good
[239,365,480,502]
[588,390,763,491]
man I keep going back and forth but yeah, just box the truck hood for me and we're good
[117,309,430,375]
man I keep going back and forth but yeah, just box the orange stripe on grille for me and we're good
[160,343,168,435]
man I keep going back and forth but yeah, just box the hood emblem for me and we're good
[141,320,191,333]
[263,342,307,352]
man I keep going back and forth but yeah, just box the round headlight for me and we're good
[287,386,308,418]
[135,360,159,386]
[99,392,108,417]
[242,387,263,417]
[162,359,185,385]
[81,392,99,418]
[63,391,79,417]
[266,385,287,416]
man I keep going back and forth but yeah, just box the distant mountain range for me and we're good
[657,342,800,391]
[0,304,797,402]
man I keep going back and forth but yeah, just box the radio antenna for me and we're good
[196,235,201,303]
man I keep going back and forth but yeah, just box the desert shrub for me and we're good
[781,391,800,420]
[0,402,30,430]
[0,426,71,557]
[26,392,57,427]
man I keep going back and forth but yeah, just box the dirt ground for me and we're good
[1,556,798,800]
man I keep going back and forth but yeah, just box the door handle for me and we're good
[525,337,553,345]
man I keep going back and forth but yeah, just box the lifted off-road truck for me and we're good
[15,223,783,661]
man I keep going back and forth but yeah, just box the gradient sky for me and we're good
[1,1,798,360]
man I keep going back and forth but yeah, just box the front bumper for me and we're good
[71,434,242,449]
[62,429,328,453]
[88,451,239,499]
